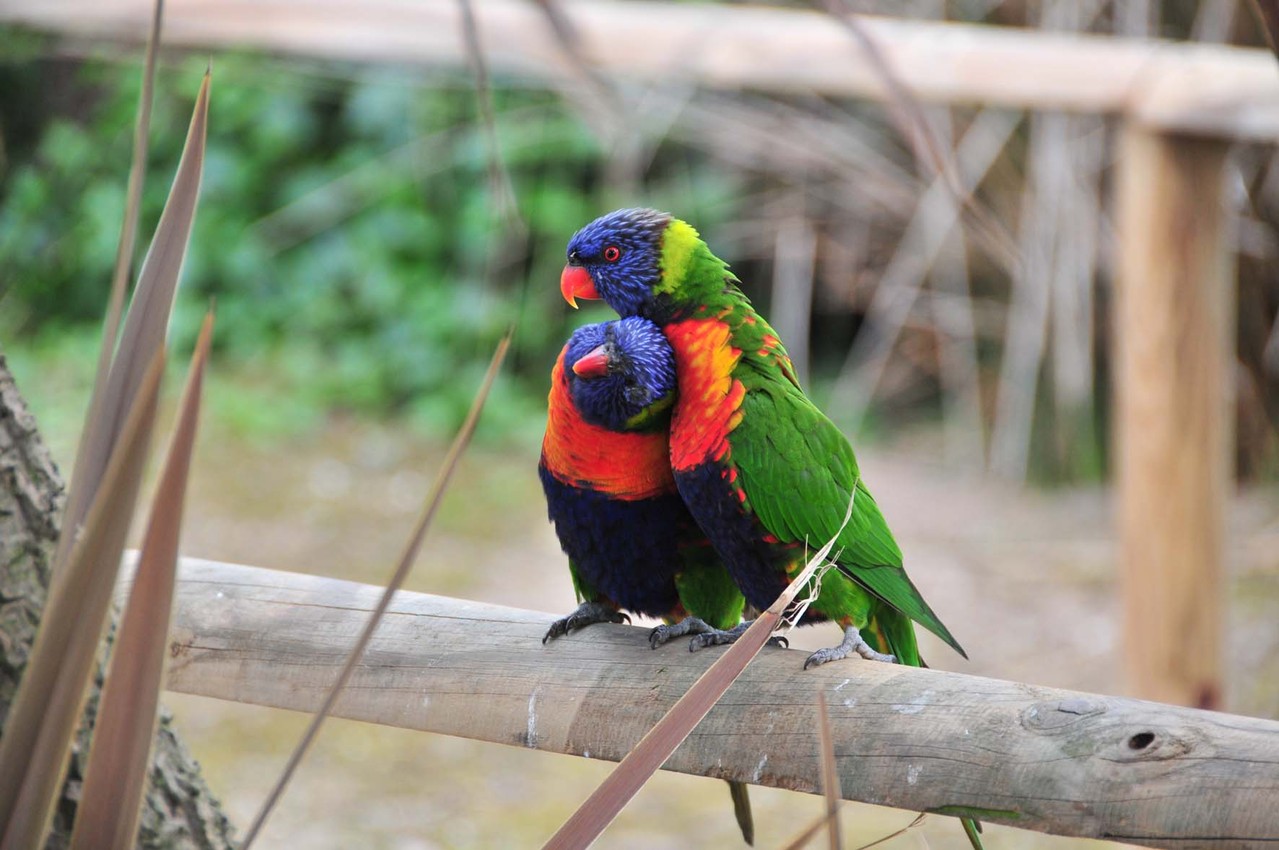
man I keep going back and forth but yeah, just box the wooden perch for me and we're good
[2,0,1278,140]
[126,557,1279,849]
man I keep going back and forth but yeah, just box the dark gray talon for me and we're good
[687,620,754,652]
[803,625,896,669]
[543,601,627,644]
[649,616,713,649]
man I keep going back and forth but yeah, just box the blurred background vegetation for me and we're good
[0,33,744,452]
[2,2,1279,848]
[4,5,1274,486]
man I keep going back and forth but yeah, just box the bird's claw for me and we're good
[803,625,896,669]
[543,602,628,644]
[650,617,711,649]
[687,621,752,652]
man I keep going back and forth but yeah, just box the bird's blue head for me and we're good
[565,316,676,432]
[560,208,673,319]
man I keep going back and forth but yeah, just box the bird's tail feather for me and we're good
[727,779,754,845]
[963,816,985,850]
[876,614,983,849]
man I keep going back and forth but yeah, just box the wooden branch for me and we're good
[3,0,1278,141]
[131,557,1279,849]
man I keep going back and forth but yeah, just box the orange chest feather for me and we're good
[665,319,746,472]
[541,358,676,501]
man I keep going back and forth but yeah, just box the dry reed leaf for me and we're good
[818,0,1019,275]
[779,815,827,850]
[542,492,859,850]
[0,351,164,850]
[787,812,930,850]
[858,813,928,850]
[1253,1,1279,59]
[239,329,514,849]
[817,690,842,850]
[457,0,525,235]
[58,0,164,583]
[69,310,214,850]
[52,65,209,588]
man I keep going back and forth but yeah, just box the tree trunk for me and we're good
[0,352,235,849]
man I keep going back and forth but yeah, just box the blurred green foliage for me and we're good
[0,41,737,442]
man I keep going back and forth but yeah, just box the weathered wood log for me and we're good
[132,557,1279,850]
[1,0,1278,140]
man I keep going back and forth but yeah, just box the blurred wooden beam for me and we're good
[1,0,1278,140]
[1115,125,1232,710]
[129,557,1279,849]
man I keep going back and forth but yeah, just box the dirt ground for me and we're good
[133,415,1279,850]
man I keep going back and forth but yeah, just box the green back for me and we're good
[666,224,966,659]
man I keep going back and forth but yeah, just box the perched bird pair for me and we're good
[539,209,979,848]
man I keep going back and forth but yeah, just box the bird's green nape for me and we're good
[655,218,734,306]
[656,219,703,295]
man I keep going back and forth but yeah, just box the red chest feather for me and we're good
[665,319,746,472]
[541,356,676,501]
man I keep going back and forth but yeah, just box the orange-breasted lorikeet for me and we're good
[539,316,755,843]
[539,316,748,637]
[559,211,982,848]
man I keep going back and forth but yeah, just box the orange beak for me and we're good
[560,265,600,309]
[571,344,610,378]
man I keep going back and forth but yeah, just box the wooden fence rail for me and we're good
[125,558,1279,850]
[2,0,1278,139]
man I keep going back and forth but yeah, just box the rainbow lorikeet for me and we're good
[559,209,982,848]
[557,209,966,667]
[539,316,755,844]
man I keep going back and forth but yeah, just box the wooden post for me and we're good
[1115,123,1233,709]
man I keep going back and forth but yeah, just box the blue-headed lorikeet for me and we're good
[539,316,755,844]
[557,210,982,848]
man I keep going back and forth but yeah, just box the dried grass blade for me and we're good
[53,0,166,583]
[69,311,213,850]
[819,0,1019,274]
[0,351,164,849]
[457,0,524,235]
[817,691,842,850]
[1252,1,1279,60]
[542,493,859,850]
[779,814,827,850]
[239,329,513,849]
[53,68,209,585]
[854,813,928,850]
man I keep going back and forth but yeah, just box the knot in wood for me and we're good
[1101,725,1196,763]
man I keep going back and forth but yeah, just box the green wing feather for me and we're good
[733,372,966,658]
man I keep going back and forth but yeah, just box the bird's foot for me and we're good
[543,601,629,644]
[649,616,713,649]
[684,619,788,652]
[803,625,896,669]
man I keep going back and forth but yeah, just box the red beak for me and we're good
[560,265,600,309]
[572,344,610,378]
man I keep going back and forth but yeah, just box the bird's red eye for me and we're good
[603,245,621,263]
